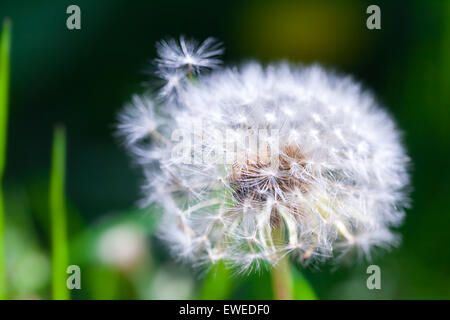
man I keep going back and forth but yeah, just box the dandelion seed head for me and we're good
[118,38,410,272]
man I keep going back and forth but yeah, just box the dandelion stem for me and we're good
[0,18,11,300]
[50,125,70,300]
[187,64,193,80]
[270,225,293,300]
[271,255,293,300]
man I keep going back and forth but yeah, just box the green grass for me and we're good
[0,18,11,300]
[50,125,70,300]
[291,265,317,300]
[198,261,234,300]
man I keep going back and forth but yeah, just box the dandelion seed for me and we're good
[155,68,185,99]
[155,36,223,75]
[117,94,157,145]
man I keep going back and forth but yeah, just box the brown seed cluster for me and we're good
[230,144,310,207]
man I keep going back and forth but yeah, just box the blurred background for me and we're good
[0,0,449,299]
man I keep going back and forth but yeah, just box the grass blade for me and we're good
[291,265,317,300]
[198,261,234,300]
[50,125,70,300]
[0,18,12,300]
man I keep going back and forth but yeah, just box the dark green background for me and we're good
[1,0,449,299]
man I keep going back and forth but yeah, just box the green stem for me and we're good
[270,214,317,300]
[271,256,293,300]
[270,224,293,300]
[187,64,193,80]
[50,125,70,300]
[0,18,11,301]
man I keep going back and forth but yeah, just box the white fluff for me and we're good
[118,38,410,272]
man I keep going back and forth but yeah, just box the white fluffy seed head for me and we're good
[118,38,410,273]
